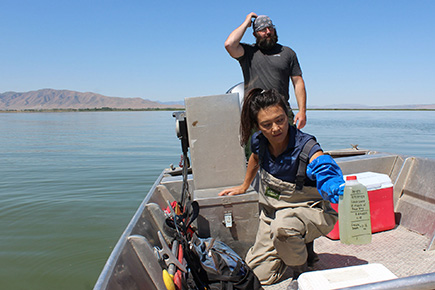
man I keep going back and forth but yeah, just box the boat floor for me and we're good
[263,225,435,289]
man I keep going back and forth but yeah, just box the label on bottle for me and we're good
[349,189,371,232]
[339,181,372,245]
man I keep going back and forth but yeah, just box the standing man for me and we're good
[225,12,307,129]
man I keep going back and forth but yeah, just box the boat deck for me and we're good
[264,225,435,289]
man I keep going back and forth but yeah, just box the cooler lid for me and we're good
[344,172,393,190]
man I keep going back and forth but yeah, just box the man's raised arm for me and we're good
[224,12,257,59]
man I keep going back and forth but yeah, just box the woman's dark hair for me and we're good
[240,88,289,145]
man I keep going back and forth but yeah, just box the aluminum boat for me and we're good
[94,89,435,290]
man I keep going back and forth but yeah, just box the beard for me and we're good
[256,31,278,50]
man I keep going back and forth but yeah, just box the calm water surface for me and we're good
[0,110,434,289]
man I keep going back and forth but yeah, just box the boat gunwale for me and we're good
[337,271,435,290]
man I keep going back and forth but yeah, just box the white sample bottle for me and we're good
[339,175,372,245]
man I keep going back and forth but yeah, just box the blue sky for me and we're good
[1,0,434,106]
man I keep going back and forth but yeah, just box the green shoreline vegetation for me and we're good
[1,107,434,113]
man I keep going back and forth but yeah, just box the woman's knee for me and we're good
[270,214,305,241]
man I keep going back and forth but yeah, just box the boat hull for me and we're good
[94,150,435,289]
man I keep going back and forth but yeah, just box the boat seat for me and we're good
[127,235,167,290]
[132,202,176,247]
[147,185,176,210]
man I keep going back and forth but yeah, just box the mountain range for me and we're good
[0,89,184,110]
[1,89,434,110]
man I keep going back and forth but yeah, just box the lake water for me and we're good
[1,110,434,290]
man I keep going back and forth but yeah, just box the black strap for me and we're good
[295,139,318,190]
[258,136,318,190]
[185,200,199,230]
[258,138,267,167]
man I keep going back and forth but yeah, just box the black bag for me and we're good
[183,236,261,290]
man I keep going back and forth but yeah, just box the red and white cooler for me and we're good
[327,172,396,240]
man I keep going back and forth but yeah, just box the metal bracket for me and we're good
[223,212,233,228]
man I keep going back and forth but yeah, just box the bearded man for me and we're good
[225,13,307,129]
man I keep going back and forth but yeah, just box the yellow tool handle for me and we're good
[162,269,175,290]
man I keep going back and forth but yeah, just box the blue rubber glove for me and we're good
[306,155,345,204]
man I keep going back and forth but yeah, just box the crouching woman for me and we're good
[219,88,344,286]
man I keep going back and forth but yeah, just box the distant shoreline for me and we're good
[306,108,435,111]
[1,107,434,113]
[0,108,185,113]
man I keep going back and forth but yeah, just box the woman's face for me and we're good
[256,104,289,145]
